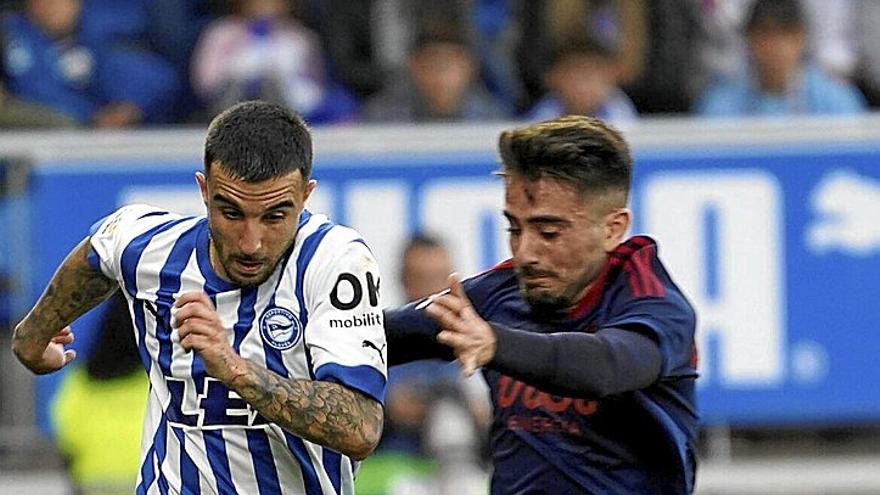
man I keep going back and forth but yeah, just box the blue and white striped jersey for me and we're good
[87,204,387,495]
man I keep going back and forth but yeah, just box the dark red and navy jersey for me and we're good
[385,236,698,495]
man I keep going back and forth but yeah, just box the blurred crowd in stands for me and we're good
[1,0,878,130]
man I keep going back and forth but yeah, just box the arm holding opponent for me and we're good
[426,274,664,399]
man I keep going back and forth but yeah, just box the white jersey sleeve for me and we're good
[303,228,387,404]
[87,204,176,282]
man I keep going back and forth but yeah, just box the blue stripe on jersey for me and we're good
[120,218,191,298]
[323,450,342,495]
[234,287,258,351]
[203,430,236,493]
[171,426,201,495]
[349,238,373,254]
[298,209,313,229]
[260,241,299,379]
[118,218,191,376]
[245,430,283,495]
[137,415,168,495]
[133,300,152,373]
[295,221,335,379]
[314,363,387,404]
[136,447,155,495]
[155,222,203,376]
[139,211,170,220]
[284,432,323,495]
[153,421,168,495]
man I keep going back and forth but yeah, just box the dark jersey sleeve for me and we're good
[383,271,500,366]
[383,300,454,365]
[490,324,663,398]
[605,269,697,378]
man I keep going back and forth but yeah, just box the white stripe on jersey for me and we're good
[90,206,387,495]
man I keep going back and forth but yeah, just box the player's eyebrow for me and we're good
[526,215,570,226]
[213,194,295,211]
[264,200,296,211]
[213,193,240,208]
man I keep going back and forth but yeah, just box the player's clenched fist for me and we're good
[174,291,242,382]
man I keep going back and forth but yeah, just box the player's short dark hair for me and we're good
[745,0,805,34]
[498,115,632,201]
[203,100,313,182]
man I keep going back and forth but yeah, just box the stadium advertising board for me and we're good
[26,144,880,425]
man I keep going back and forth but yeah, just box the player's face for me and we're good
[197,164,316,287]
[504,174,630,313]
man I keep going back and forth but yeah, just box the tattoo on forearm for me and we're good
[14,238,117,346]
[230,359,383,457]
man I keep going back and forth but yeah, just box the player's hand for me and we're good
[426,273,496,377]
[174,291,243,383]
[12,326,77,375]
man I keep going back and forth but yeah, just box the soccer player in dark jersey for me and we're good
[385,115,698,494]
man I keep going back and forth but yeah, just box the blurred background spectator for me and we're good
[363,24,507,122]
[696,0,866,117]
[51,292,147,495]
[191,0,357,124]
[517,0,646,113]
[526,36,637,125]
[0,0,182,127]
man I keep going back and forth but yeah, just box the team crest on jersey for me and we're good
[259,307,302,350]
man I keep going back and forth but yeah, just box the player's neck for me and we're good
[208,241,233,283]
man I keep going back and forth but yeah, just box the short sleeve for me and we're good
[88,204,171,281]
[304,230,387,404]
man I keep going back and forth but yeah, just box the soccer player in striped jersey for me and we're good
[386,116,699,494]
[13,101,387,494]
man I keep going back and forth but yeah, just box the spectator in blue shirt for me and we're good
[1,0,181,127]
[696,0,866,117]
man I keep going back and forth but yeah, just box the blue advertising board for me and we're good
[25,143,880,427]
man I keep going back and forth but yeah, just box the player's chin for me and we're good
[230,269,272,288]
[522,287,570,312]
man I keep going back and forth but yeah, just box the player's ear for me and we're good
[302,179,317,205]
[603,208,631,253]
[195,172,208,206]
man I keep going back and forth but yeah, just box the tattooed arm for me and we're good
[174,291,383,459]
[229,359,383,459]
[12,237,118,374]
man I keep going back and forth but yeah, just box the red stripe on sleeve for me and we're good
[627,245,666,298]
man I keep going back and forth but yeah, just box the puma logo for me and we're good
[362,340,386,364]
[809,169,880,256]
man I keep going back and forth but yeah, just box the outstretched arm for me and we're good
[426,274,662,398]
[174,291,383,459]
[384,300,455,366]
[12,237,118,374]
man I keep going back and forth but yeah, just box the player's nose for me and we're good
[515,231,541,265]
[238,220,263,255]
